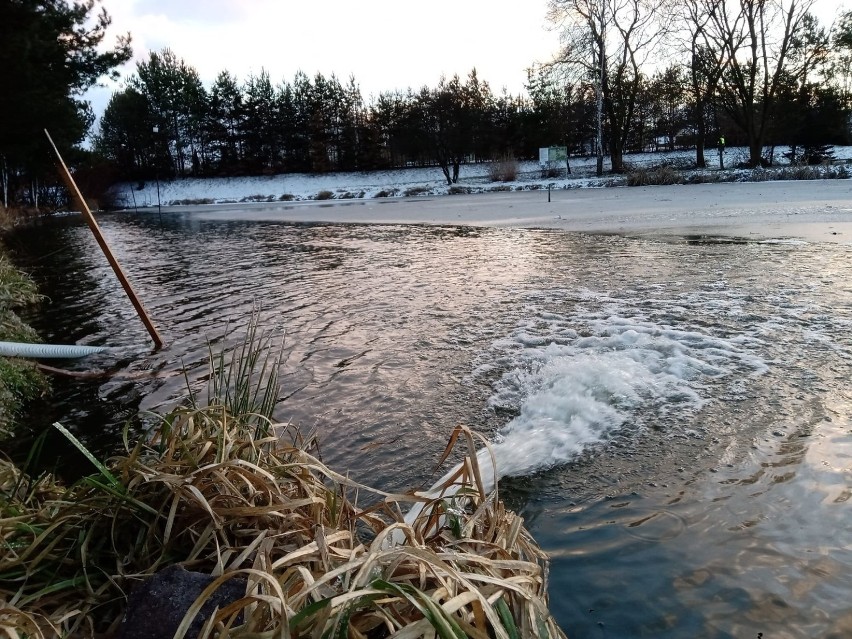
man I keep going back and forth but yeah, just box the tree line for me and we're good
[3,1,852,209]
[95,56,535,185]
[95,0,852,184]
[547,0,852,171]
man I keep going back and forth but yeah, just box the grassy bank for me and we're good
[0,240,48,438]
[0,323,566,638]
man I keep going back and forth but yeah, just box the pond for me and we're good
[7,210,852,638]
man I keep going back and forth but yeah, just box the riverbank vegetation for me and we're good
[0,324,565,638]
[0,251,47,437]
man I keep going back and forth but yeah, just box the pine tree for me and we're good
[0,0,131,205]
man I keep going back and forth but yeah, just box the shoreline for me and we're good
[137,179,852,243]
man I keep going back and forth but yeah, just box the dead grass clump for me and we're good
[1,324,566,638]
[404,186,431,197]
[314,190,335,200]
[627,165,683,186]
[448,185,472,195]
[374,188,399,198]
[776,165,822,181]
[488,157,519,182]
[278,193,295,201]
[832,165,850,179]
[173,198,215,206]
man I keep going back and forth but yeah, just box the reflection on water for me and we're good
[6,210,852,638]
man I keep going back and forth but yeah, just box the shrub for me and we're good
[172,198,214,206]
[749,168,771,182]
[685,172,721,185]
[374,188,399,198]
[0,256,47,437]
[278,193,295,201]
[627,165,683,186]
[488,157,519,182]
[802,144,835,165]
[778,165,821,181]
[627,168,649,186]
[314,190,334,200]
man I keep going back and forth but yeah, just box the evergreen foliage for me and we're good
[0,0,131,205]
[81,4,852,184]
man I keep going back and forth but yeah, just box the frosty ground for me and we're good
[108,148,852,243]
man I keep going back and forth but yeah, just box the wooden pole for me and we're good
[45,129,164,348]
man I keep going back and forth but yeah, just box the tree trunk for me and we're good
[695,118,706,168]
[610,145,624,173]
[1,157,7,208]
[749,140,763,167]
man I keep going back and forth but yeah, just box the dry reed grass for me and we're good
[1,324,565,638]
[487,158,519,183]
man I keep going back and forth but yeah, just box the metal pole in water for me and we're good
[153,126,163,225]
[45,129,165,348]
[548,184,551,203]
[128,184,138,214]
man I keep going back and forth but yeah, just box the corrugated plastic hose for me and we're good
[0,341,105,359]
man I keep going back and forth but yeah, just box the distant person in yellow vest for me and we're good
[718,136,725,169]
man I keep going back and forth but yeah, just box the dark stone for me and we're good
[117,564,247,639]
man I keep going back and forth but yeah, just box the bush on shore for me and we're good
[627,165,684,186]
[488,157,519,182]
[0,252,48,437]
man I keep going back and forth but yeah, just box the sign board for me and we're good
[539,146,568,165]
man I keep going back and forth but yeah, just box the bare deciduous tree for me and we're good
[548,0,672,173]
[675,0,728,167]
[702,0,817,167]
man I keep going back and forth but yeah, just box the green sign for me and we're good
[539,146,568,164]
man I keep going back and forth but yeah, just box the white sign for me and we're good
[539,146,568,165]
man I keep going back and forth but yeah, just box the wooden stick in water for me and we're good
[44,129,165,348]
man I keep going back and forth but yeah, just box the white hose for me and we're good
[0,341,105,359]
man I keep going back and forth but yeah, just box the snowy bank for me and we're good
[105,147,852,210]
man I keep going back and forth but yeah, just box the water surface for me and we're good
[7,211,852,638]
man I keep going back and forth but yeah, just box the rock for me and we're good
[117,564,247,639]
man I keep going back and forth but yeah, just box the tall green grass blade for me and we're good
[495,598,520,639]
[81,477,158,516]
[371,579,467,639]
[289,597,333,630]
[52,422,120,489]
[18,576,87,606]
[204,311,282,425]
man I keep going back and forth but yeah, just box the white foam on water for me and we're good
[470,298,769,483]
[758,239,809,246]
[399,288,778,540]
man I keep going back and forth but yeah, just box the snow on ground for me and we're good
[106,147,852,210]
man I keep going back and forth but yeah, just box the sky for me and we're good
[86,0,848,122]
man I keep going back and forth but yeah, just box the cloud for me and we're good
[129,0,250,24]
